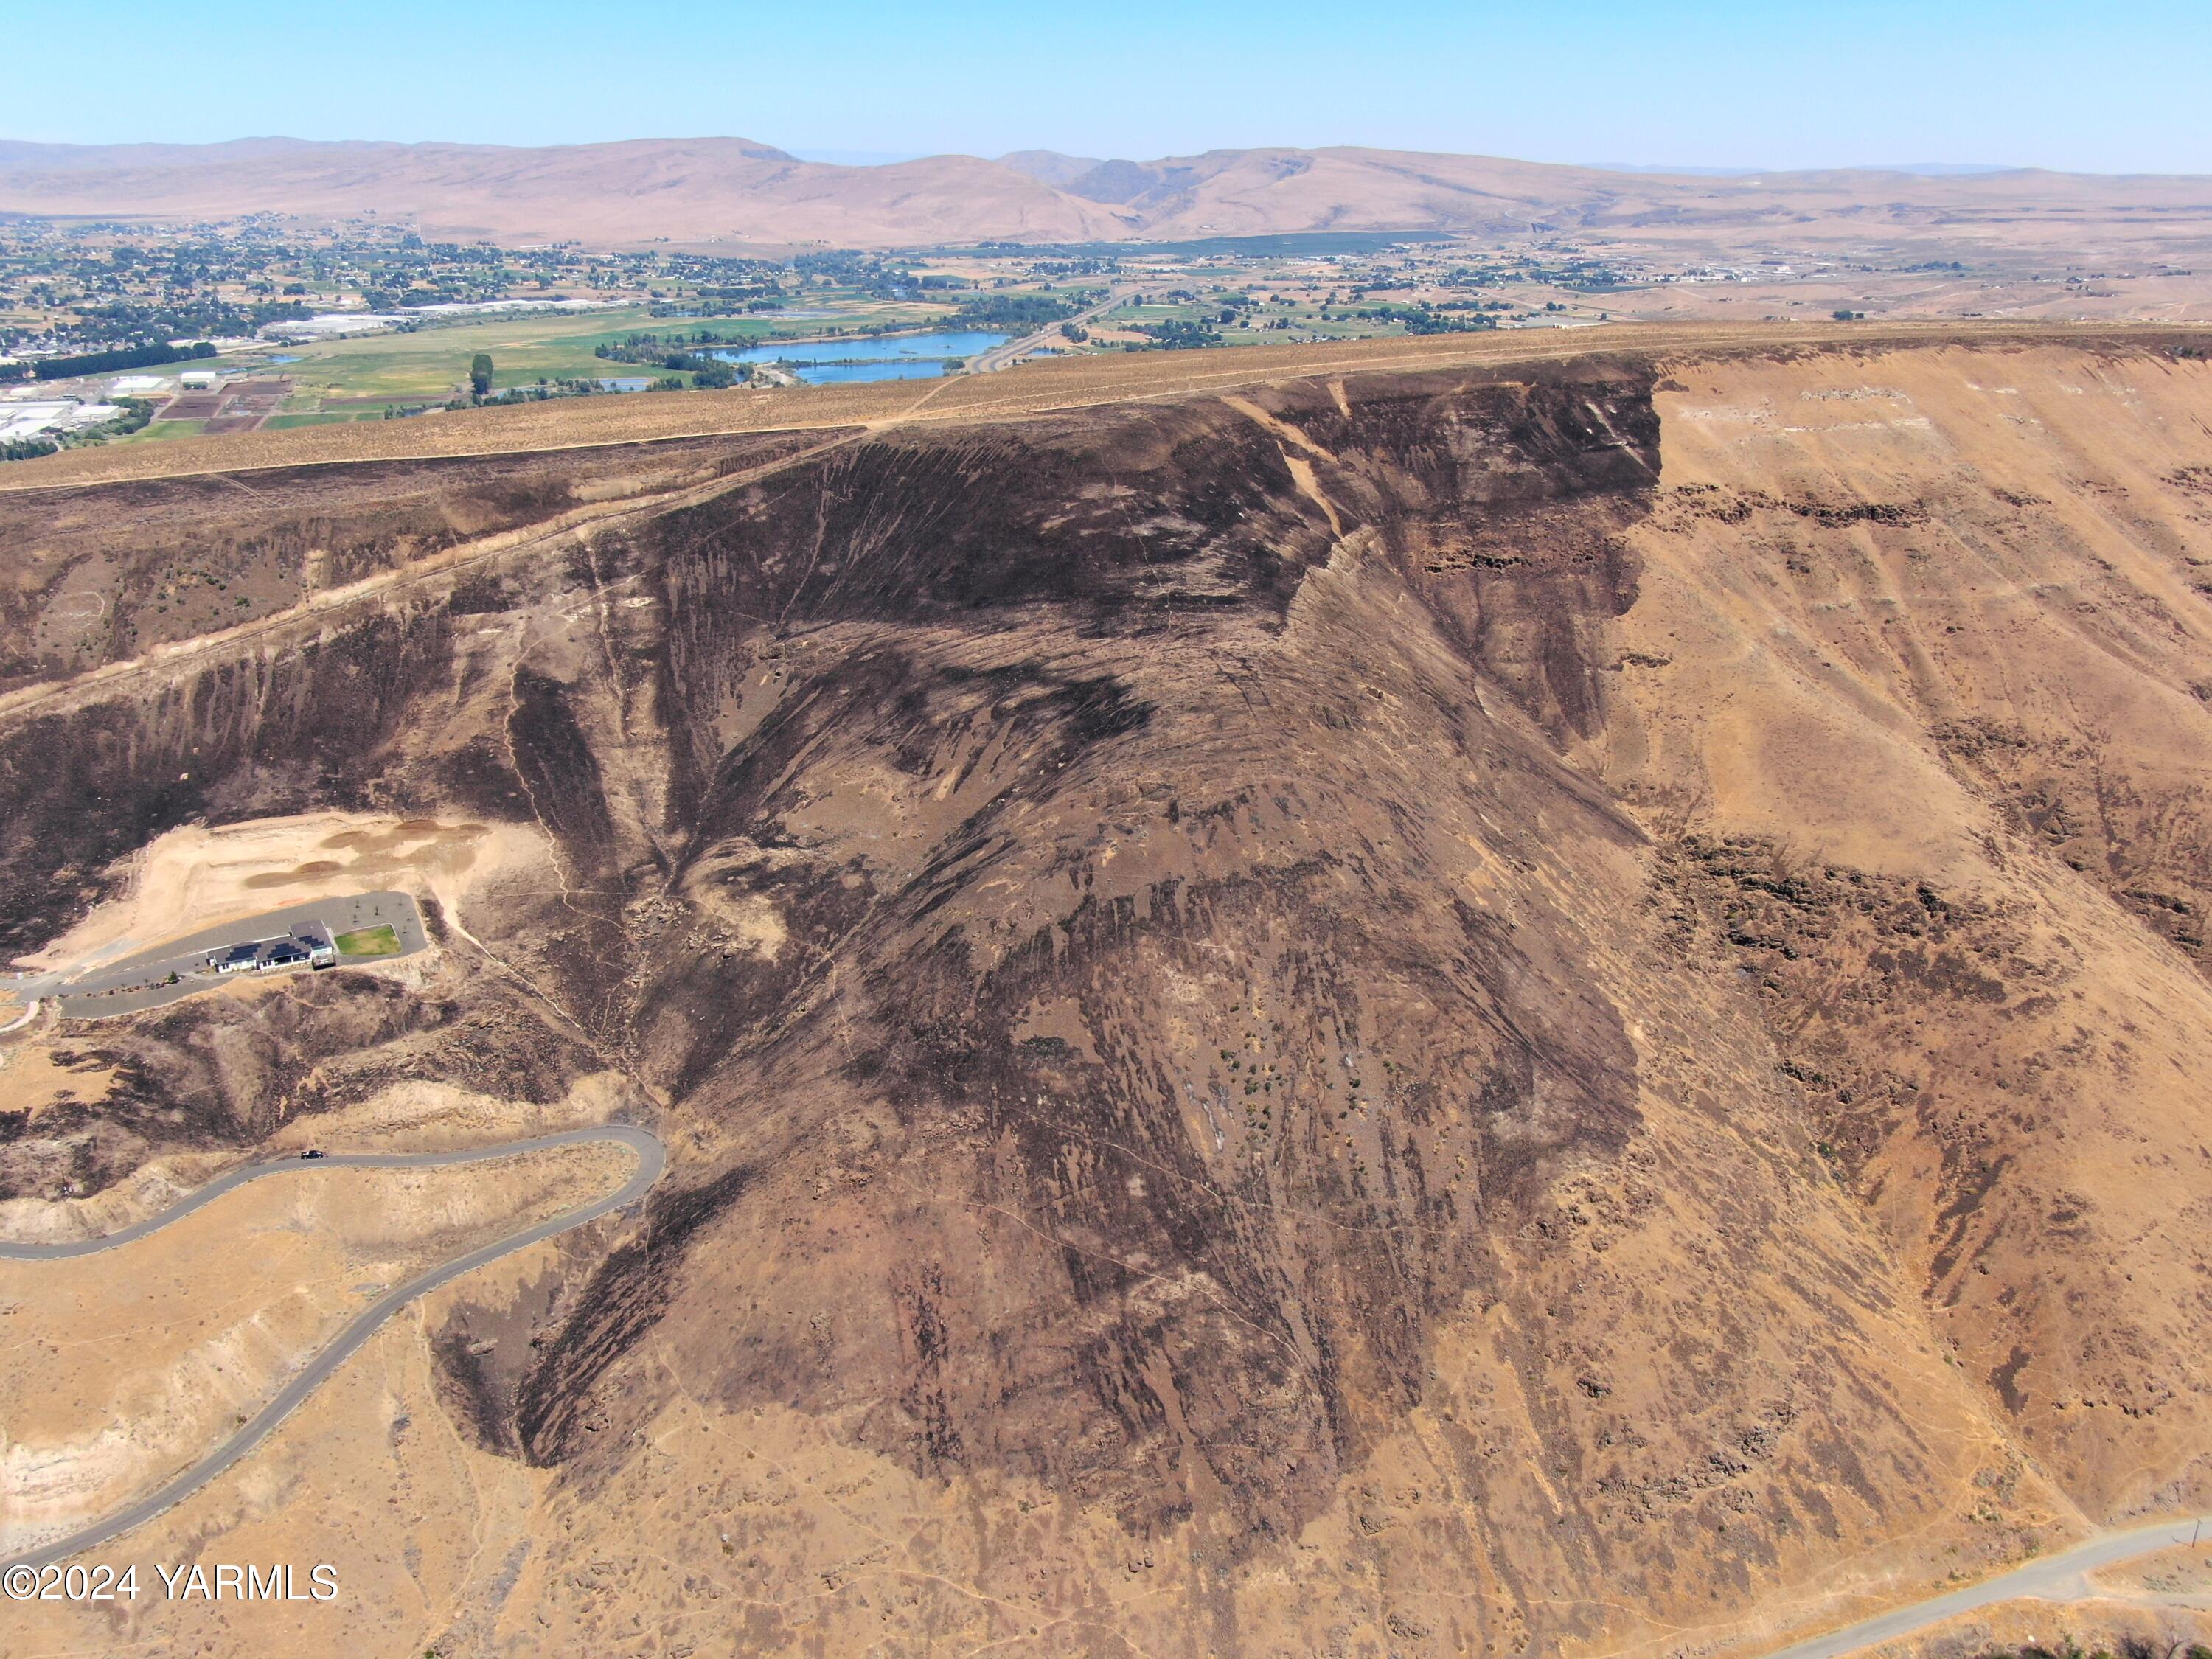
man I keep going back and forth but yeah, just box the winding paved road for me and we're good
[0,1124,664,1570]
[7,1126,2210,1633]
[1761,1512,2212,1658]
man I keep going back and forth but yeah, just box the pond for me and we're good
[713,330,1009,384]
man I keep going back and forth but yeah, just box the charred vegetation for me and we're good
[7,339,2212,1652]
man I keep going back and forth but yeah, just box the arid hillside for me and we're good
[1,328,2211,1658]
[6,135,2212,260]
[0,135,1125,248]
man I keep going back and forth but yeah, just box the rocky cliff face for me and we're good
[2,340,2209,1655]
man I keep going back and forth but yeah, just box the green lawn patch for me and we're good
[334,923,401,956]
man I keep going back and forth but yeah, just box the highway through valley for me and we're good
[0,1124,665,1571]
[966,282,1140,373]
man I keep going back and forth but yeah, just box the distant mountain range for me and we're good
[0,136,2205,251]
[1579,161,2020,178]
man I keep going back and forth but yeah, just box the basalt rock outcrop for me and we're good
[3,338,2210,1656]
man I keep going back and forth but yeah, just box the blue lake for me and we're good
[714,330,1009,384]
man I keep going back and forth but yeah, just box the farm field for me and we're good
[266,299,960,400]
[33,294,989,445]
[129,297,972,414]
[3,227,1676,458]
[264,411,378,429]
[8,317,2208,493]
[1105,297,1412,344]
[115,419,206,445]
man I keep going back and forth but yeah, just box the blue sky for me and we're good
[11,0,2209,173]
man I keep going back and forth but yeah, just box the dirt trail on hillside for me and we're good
[7,321,2202,495]
[3,335,2211,1659]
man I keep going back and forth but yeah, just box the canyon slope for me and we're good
[6,136,2212,259]
[1,326,2211,1657]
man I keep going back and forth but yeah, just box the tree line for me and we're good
[29,340,218,381]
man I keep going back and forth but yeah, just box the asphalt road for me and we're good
[10,1123,2202,1622]
[1761,1513,2212,1658]
[967,283,1139,373]
[0,1124,665,1570]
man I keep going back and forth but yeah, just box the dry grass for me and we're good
[0,1140,631,1555]
[10,320,2211,493]
[9,332,2212,1658]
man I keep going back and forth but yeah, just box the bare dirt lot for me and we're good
[10,813,532,976]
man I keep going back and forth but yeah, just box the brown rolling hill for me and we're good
[0,136,1125,248]
[5,135,2212,254]
[2,324,2212,1657]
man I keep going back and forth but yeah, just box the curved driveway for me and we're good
[1761,1512,2212,1659]
[0,1124,664,1570]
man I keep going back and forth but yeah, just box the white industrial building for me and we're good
[0,400,119,442]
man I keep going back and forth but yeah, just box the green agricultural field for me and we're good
[262,308,667,400]
[1104,301,1190,324]
[263,411,375,428]
[220,296,963,404]
[334,923,402,956]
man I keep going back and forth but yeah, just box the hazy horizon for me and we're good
[0,136,2157,181]
[10,0,2210,175]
